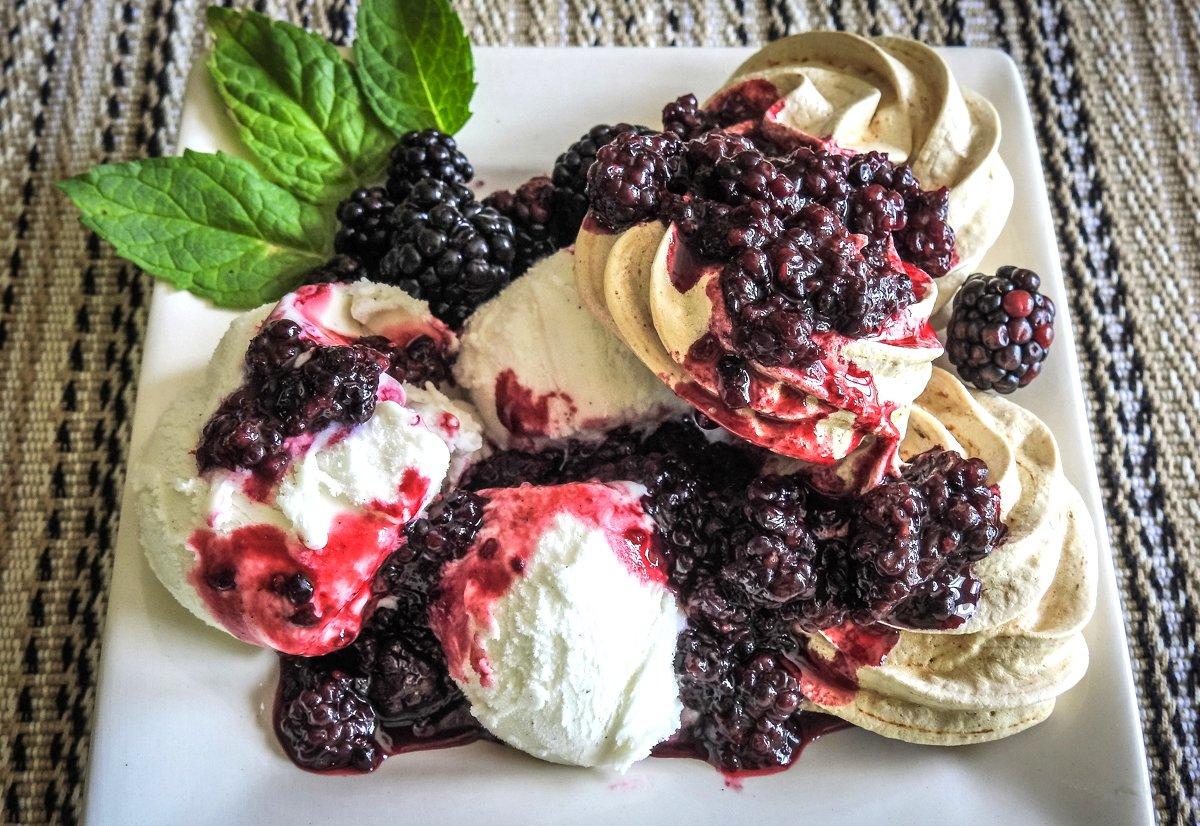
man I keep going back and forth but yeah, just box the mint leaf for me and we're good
[206,6,393,204]
[354,0,475,135]
[58,150,333,308]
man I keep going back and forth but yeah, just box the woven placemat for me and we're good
[0,1,1195,823]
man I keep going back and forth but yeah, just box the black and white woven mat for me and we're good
[0,1,1195,823]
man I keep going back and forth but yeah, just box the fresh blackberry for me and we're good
[302,254,367,285]
[194,388,285,477]
[277,664,381,772]
[333,187,395,270]
[385,129,474,202]
[244,319,313,381]
[483,176,561,275]
[585,130,684,231]
[551,122,653,237]
[405,176,476,211]
[662,93,716,140]
[265,344,387,437]
[946,267,1055,393]
[378,198,516,328]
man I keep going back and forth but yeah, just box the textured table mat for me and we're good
[0,0,1196,823]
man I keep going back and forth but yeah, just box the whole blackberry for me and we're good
[385,129,474,203]
[302,254,367,286]
[587,130,684,231]
[662,93,716,140]
[265,344,387,437]
[378,198,516,328]
[244,319,313,381]
[946,267,1055,393]
[333,187,395,270]
[277,665,381,772]
[551,122,653,237]
[483,176,561,275]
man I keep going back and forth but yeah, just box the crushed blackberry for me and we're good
[265,414,1005,776]
[683,132,798,218]
[586,130,684,231]
[662,93,716,140]
[333,187,395,271]
[276,663,381,772]
[245,319,313,382]
[196,343,386,477]
[946,267,1056,393]
[385,334,453,386]
[302,254,366,286]
[896,187,956,277]
[378,198,516,328]
[551,123,653,238]
[195,388,286,477]
[385,129,474,203]
[483,176,562,275]
[264,344,386,438]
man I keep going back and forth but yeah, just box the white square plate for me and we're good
[84,47,1154,825]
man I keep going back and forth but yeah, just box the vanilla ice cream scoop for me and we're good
[454,248,689,448]
[428,481,683,771]
[138,282,483,656]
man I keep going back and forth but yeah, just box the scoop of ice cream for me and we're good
[138,282,483,656]
[719,32,1013,309]
[428,481,683,770]
[791,368,1096,744]
[575,221,942,467]
[454,248,689,447]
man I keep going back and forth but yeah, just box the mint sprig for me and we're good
[206,7,393,205]
[354,0,475,135]
[62,1,479,309]
[57,151,333,308]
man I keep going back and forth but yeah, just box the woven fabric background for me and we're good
[0,0,1195,823]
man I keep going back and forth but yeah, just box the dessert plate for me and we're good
[84,47,1154,825]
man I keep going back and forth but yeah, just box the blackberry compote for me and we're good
[273,490,490,772]
[947,266,1055,393]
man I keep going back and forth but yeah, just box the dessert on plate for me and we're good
[71,13,1091,779]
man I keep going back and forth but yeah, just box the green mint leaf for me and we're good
[57,150,333,308]
[354,0,475,135]
[206,6,393,204]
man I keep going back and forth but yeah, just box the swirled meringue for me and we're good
[796,368,1096,744]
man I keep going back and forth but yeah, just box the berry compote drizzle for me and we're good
[273,416,1006,775]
